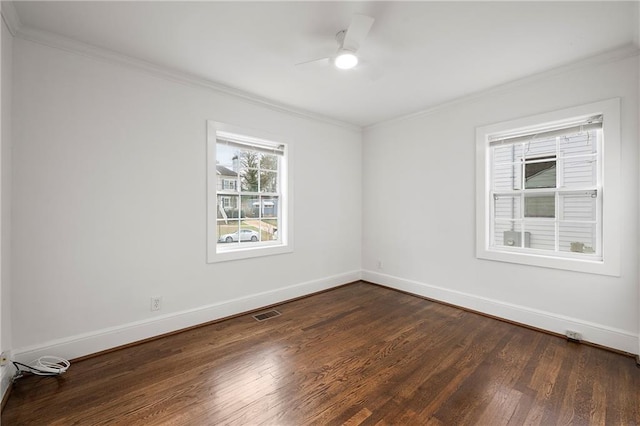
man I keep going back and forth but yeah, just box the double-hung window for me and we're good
[476,99,620,276]
[492,118,601,255]
[207,122,292,263]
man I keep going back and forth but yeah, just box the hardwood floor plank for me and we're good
[342,407,373,426]
[475,387,523,425]
[3,281,639,425]
[604,349,640,425]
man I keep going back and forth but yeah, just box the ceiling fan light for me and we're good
[334,52,358,70]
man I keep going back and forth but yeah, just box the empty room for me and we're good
[1,1,639,424]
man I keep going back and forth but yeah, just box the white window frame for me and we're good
[207,121,293,263]
[476,99,620,276]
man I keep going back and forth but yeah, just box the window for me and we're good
[476,99,620,276]
[207,122,292,263]
[222,179,237,190]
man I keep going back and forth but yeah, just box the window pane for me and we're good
[240,195,259,218]
[238,220,261,244]
[493,164,522,191]
[494,195,520,220]
[265,218,279,241]
[524,221,555,251]
[216,143,240,172]
[560,193,596,221]
[217,219,240,244]
[259,196,278,219]
[561,156,596,188]
[493,222,528,248]
[559,222,596,254]
[525,158,556,189]
[260,154,278,170]
[524,194,555,218]
[240,169,259,192]
[260,170,278,193]
[217,195,239,219]
[238,150,261,192]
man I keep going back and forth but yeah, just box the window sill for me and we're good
[477,247,619,276]
[208,242,293,263]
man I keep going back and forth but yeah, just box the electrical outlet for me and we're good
[0,352,8,366]
[150,296,162,312]
[566,330,581,341]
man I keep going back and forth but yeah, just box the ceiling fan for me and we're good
[296,14,376,73]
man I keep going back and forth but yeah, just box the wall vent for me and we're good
[253,310,281,322]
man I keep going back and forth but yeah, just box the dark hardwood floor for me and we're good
[3,281,640,425]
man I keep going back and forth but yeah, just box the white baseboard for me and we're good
[13,270,361,362]
[11,269,637,364]
[362,270,638,355]
[1,356,14,403]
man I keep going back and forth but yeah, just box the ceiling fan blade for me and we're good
[342,14,374,51]
[295,57,331,68]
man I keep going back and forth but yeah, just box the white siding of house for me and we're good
[491,131,598,253]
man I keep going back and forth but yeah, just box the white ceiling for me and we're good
[10,1,640,127]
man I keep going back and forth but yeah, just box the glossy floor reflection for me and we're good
[4,282,640,425]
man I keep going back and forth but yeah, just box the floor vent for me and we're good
[253,310,281,322]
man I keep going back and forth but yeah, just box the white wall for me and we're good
[362,52,639,354]
[11,38,362,360]
[637,5,640,358]
[6,11,639,366]
[0,12,13,399]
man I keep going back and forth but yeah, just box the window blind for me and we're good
[489,115,602,146]
[217,131,285,156]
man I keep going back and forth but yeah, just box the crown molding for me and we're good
[8,13,638,134]
[366,43,640,132]
[13,24,361,133]
[1,1,21,36]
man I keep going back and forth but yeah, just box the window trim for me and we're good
[476,99,620,276]
[207,121,293,263]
